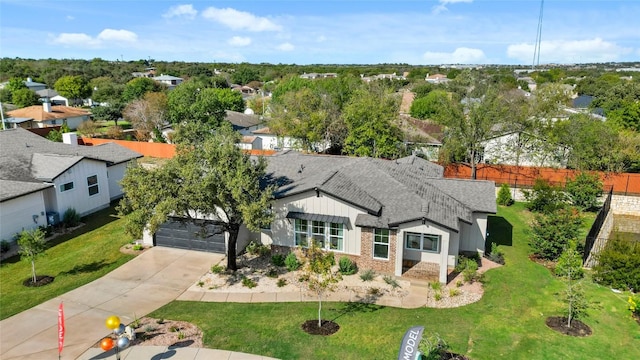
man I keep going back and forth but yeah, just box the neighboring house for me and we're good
[0,128,142,243]
[481,130,568,168]
[5,102,91,130]
[425,74,450,84]
[260,152,496,283]
[249,127,328,152]
[238,136,263,151]
[152,74,183,90]
[299,73,338,80]
[0,77,46,92]
[132,67,156,78]
[225,110,264,135]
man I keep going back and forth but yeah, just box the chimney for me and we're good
[62,132,78,146]
[42,99,52,112]
[27,77,32,82]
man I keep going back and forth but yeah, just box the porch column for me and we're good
[395,231,403,277]
[439,234,450,284]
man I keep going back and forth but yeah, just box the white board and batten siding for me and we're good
[106,162,129,200]
[458,213,488,255]
[0,191,48,242]
[265,190,366,256]
[51,158,110,216]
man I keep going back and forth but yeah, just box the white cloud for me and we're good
[316,35,326,43]
[423,47,485,64]
[53,33,99,47]
[163,4,197,19]
[433,0,473,14]
[201,7,282,32]
[276,42,294,51]
[65,15,74,21]
[507,38,633,63]
[53,29,137,48]
[228,36,251,47]
[97,29,138,42]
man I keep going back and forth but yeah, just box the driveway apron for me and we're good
[0,247,219,360]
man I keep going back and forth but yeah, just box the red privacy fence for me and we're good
[444,163,640,196]
[80,137,177,158]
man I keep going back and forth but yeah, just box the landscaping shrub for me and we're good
[530,208,582,261]
[486,242,505,265]
[210,264,224,274]
[277,278,287,287]
[565,172,603,211]
[522,178,567,213]
[461,258,479,282]
[359,269,376,282]
[554,241,584,280]
[246,241,270,257]
[383,275,400,289]
[628,294,640,318]
[271,254,286,267]
[285,252,301,271]
[241,276,257,288]
[593,235,640,291]
[496,183,513,206]
[338,256,357,275]
[62,208,81,227]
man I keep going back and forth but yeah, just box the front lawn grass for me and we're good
[0,206,134,320]
[150,203,640,360]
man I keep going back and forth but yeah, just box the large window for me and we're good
[405,232,440,253]
[294,219,344,251]
[373,228,390,259]
[87,175,99,196]
[60,182,74,192]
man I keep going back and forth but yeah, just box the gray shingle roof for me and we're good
[265,151,495,232]
[0,179,53,202]
[225,110,263,129]
[0,128,141,199]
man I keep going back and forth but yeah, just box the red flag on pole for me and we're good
[58,302,65,356]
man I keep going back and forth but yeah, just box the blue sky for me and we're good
[1,0,638,65]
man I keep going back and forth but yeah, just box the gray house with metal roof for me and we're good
[0,128,141,242]
[261,151,496,283]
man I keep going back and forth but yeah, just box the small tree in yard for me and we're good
[496,183,513,206]
[18,228,47,283]
[558,245,589,328]
[301,242,340,328]
[554,240,584,280]
[530,208,582,261]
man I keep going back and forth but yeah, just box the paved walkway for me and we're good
[1,247,431,360]
[0,247,261,360]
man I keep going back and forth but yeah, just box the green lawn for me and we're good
[149,203,640,360]
[0,206,134,320]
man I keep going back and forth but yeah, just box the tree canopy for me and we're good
[121,77,164,102]
[118,126,275,270]
[54,75,92,100]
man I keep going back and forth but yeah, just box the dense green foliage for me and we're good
[565,172,602,210]
[592,234,640,291]
[523,179,567,213]
[11,88,40,107]
[554,241,584,280]
[530,208,582,261]
[54,75,91,101]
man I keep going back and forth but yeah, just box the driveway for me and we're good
[0,247,220,360]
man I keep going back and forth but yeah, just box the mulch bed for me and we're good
[301,320,340,336]
[22,275,55,287]
[545,316,592,337]
[440,352,471,360]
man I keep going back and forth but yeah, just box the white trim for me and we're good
[373,228,390,260]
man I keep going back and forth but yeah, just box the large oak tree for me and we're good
[118,126,274,271]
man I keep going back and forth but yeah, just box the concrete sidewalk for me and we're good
[0,248,222,360]
[78,345,278,359]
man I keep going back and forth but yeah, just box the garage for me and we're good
[155,217,226,253]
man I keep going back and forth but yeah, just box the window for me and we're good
[294,219,309,247]
[294,219,343,251]
[60,182,74,192]
[405,232,440,253]
[373,228,390,259]
[87,175,99,196]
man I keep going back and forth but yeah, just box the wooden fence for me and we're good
[79,137,176,158]
[444,163,640,196]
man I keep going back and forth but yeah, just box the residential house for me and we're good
[260,152,496,283]
[299,73,338,80]
[0,128,142,242]
[132,67,156,78]
[238,136,263,151]
[425,74,450,84]
[152,74,183,90]
[5,102,91,130]
[225,110,264,135]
